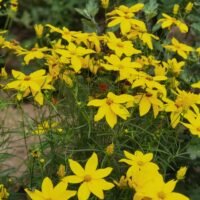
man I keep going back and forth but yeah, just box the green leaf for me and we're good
[81,19,97,33]
[85,0,99,17]
[20,11,32,28]
[187,138,200,160]
[143,0,158,21]
[191,23,200,34]
[75,8,91,19]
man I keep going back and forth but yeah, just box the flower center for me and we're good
[106,98,113,105]
[24,76,31,81]
[158,191,166,200]
[117,42,124,48]
[146,93,152,97]
[84,175,92,182]
[137,160,144,166]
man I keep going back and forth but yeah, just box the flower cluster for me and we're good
[0,2,199,137]
[25,150,189,200]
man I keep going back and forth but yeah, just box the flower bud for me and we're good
[173,4,180,15]
[185,2,193,13]
[101,0,109,9]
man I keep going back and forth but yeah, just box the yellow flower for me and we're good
[164,38,193,59]
[185,2,193,13]
[81,55,100,74]
[46,24,78,42]
[107,3,144,34]
[129,165,161,193]
[127,22,159,50]
[63,153,114,200]
[5,69,54,105]
[106,32,141,57]
[164,89,200,128]
[136,55,161,68]
[57,164,66,178]
[25,177,76,200]
[181,110,200,137]
[101,0,109,9]
[131,71,167,96]
[119,150,159,178]
[157,13,188,33]
[102,54,142,81]
[0,184,9,199]
[10,0,18,12]
[32,120,62,134]
[87,92,134,128]
[163,58,185,76]
[18,46,49,64]
[133,88,164,118]
[176,166,187,180]
[34,24,44,38]
[173,4,180,15]
[134,176,189,200]
[56,43,94,72]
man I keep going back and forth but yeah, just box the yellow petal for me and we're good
[78,182,90,200]
[139,97,151,116]
[164,180,177,193]
[71,56,82,72]
[42,177,53,197]
[110,103,130,120]
[105,106,117,128]
[62,175,83,184]
[87,181,104,199]
[130,3,144,12]
[107,18,122,27]
[94,105,106,121]
[167,192,189,200]
[33,92,44,105]
[120,19,131,34]
[87,99,106,107]
[85,153,98,173]
[93,167,113,179]
[12,70,25,79]
[68,159,85,176]
[25,189,44,200]
[30,69,46,77]
[93,179,114,190]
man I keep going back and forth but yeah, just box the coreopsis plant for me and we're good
[87,92,134,128]
[164,89,200,128]
[107,3,144,34]
[106,32,141,57]
[55,42,94,72]
[134,177,189,200]
[63,152,114,200]
[25,177,76,200]
[5,69,54,105]
[164,38,193,59]
[0,1,200,199]
[157,13,188,33]
[119,150,159,178]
